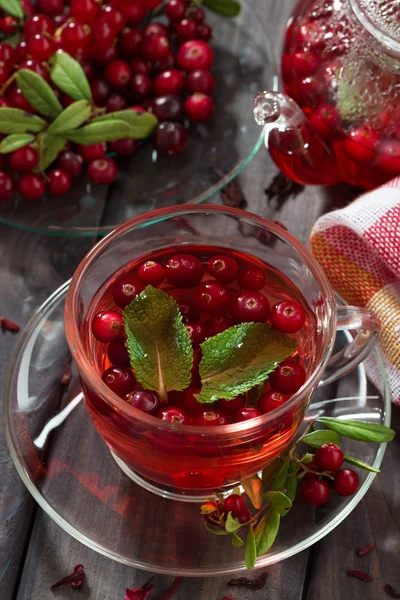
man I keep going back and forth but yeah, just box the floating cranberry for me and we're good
[184,92,214,122]
[105,59,132,88]
[120,28,142,57]
[9,145,38,173]
[137,260,165,287]
[110,138,139,156]
[92,310,124,342]
[194,281,230,315]
[292,49,319,76]
[270,359,306,394]
[176,18,198,41]
[107,337,130,366]
[230,291,270,323]
[223,494,246,518]
[258,390,289,414]
[343,126,380,164]
[141,34,170,62]
[153,122,188,155]
[24,14,54,37]
[192,410,230,426]
[215,395,243,416]
[126,390,160,415]
[130,73,153,98]
[315,443,344,474]
[154,69,185,97]
[17,173,45,200]
[47,169,72,196]
[36,0,64,15]
[102,366,135,397]
[165,253,203,288]
[177,40,214,71]
[234,407,261,422]
[186,322,206,347]
[302,477,330,506]
[61,22,91,54]
[57,151,83,178]
[205,315,233,337]
[88,158,118,185]
[169,387,204,416]
[158,406,191,425]
[334,469,359,496]
[197,23,212,42]
[308,104,342,140]
[112,274,144,309]
[0,171,14,202]
[70,0,99,23]
[270,300,306,333]
[186,70,215,95]
[78,143,106,163]
[165,0,186,22]
[237,265,266,291]
[151,95,183,121]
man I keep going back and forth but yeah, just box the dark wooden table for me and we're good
[1,1,400,598]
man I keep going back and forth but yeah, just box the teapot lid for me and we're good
[350,0,400,54]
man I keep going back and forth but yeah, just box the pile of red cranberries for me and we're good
[91,250,307,428]
[0,0,216,202]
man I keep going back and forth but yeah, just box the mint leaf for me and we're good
[196,323,296,403]
[302,429,340,448]
[0,0,23,19]
[47,100,91,135]
[225,512,241,533]
[285,462,298,503]
[317,418,395,443]
[50,51,92,102]
[66,119,134,144]
[343,455,380,473]
[256,509,280,556]
[123,286,193,401]
[94,109,158,139]
[17,69,63,119]
[241,474,263,509]
[202,0,241,17]
[232,532,244,548]
[0,108,46,134]
[0,133,34,153]
[244,526,257,570]
[264,491,292,516]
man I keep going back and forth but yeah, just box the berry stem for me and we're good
[0,71,17,97]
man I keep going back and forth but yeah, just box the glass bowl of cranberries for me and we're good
[62,204,380,499]
[0,0,276,236]
[254,0,400,189]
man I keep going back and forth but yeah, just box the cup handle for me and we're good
[318,306,381,387]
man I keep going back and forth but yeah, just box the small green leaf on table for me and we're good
[94,109,158,139]
[244,526,257,570]
[0,133,34,153]
[50,51,93,102]
[16,69,63,119]
[196,322,296,403]
[202,0,241,17]
[66,119,134,144]
[270,457,290,491]
[232,532,244,548]
[123,286,193,401]
[317,418,395,443]
[343,455,380,473]
[225,512,241,533]
[241,474,264,509]
[256,509,280,556]
[285,461,298,503]
[47,100,92,135]
[0,108,47,134]
[302,429,340,448]
[40,134,67,171]
[264,491,292,516]
[0,0,23,19]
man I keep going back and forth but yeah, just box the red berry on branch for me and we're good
[302,477,330,506]
[88,158,118,185]
[24,14,54,38]
[197,23,212,41]
[78,143,106,163]
[70,0,99,23]
[176,18,198,41]
[121,1,147,27]
[177,40,214,72]
[144,22,169,38]
[1,16,18,36]
[334,469,359,496]
[36,0,64,15]
[61,22,91,54]
[101,5,127,32]
[184,93,214,122]
[47,169,72,196]
[21,0,34,17]
[9,145,38,173]
[57,151,83,178]
[17,173,46,200]
[140,34,170,61]
[154,69,185,96]
[315,443,344,474]
[165,0,186,23]
[27,34,55,61]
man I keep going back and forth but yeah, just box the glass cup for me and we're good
[65,205,380,500]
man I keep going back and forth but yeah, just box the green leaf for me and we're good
[0,108,46,134]
[0,0,23,19]
[271,458,290,491]
[205,522,230,536]
[244,526,257,570]
[196,323,296,403]
[343,455,380,473]
[0,133,34,153]
[123,286,193,401]
[285,462,298,503]
[39,134,67,171]
[241,474,263,509]
[302,429,340,448]
[261,459,281,486]
[300,453,314,464]
[255,514,266,545]
[94,109,158,139]
[225,512,241,533]
[50,51,92,102]
[256,509,280,556]
[47,100,91,135]
[317,418,395,443]
[231,486,241,496]
[232,532,244,548]
[16,69,62,119]
[264,491,292,516]
[202,0,241,17]
[66,119,134,144]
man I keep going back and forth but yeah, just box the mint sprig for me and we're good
[123,286,193,401]
[196,323,296,404]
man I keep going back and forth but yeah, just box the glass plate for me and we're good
[0,2,276,237]
[4,283,391,575]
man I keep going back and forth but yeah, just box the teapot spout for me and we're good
[254,91,340,186]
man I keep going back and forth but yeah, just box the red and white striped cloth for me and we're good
[310,177,400,405]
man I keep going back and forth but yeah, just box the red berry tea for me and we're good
[84,245,317,492]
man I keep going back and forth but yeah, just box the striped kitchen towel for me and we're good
[310,177,400,405]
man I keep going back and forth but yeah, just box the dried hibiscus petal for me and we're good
[51,564,85,591]
[227,572,268,590]
[220,597,235,600]
[0,317,20,334]
[385,584,400,598]
[159,577,182,600]
[347,570,374,582]
[265,172,304,203]
[357,542,376,557]
[125,578,154,600]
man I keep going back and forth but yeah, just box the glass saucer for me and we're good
[4,282,391,576]
[0,2,276,238]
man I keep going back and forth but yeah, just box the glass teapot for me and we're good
[254,0,400,189]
